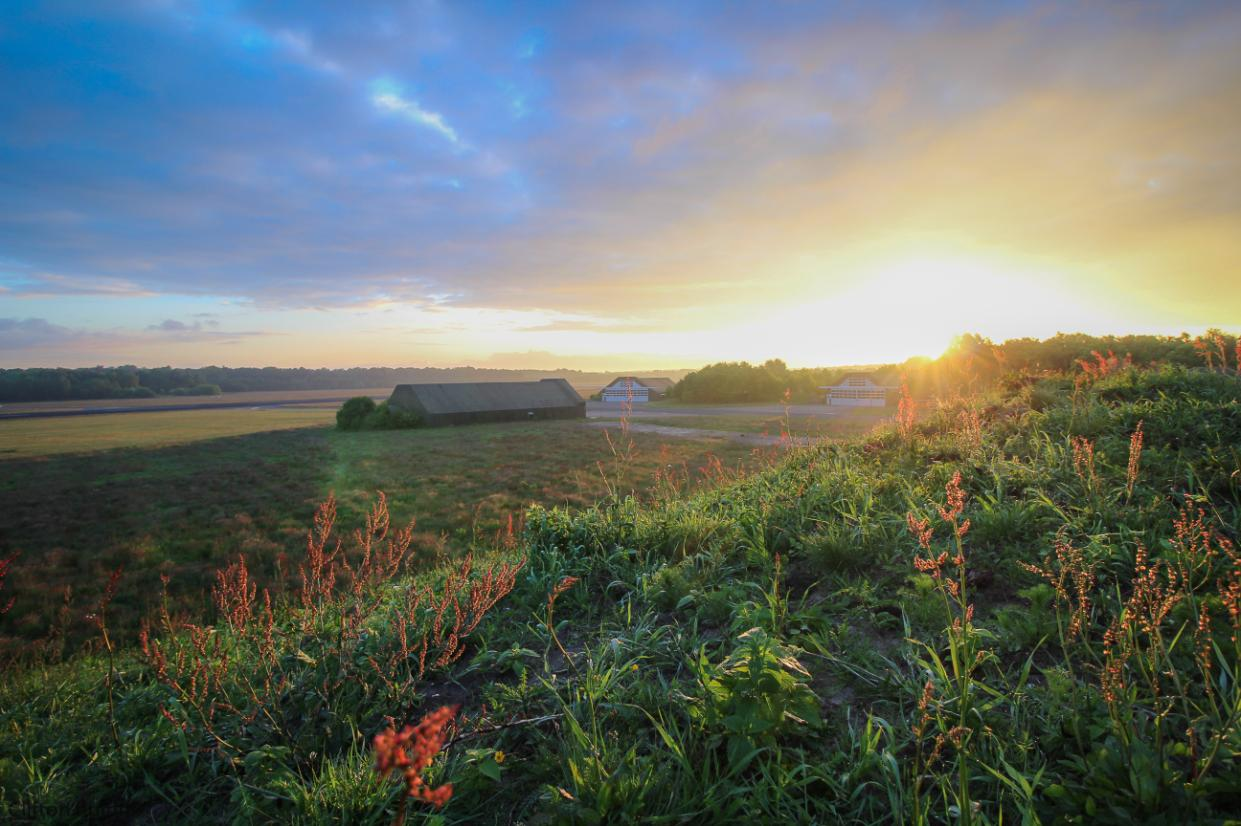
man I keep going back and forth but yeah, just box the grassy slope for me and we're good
[1,366,1240,824]
[0,419,762,659]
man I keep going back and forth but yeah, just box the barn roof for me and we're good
[605,376,676,392]
[817,372,898,390]
[390,379,583,415]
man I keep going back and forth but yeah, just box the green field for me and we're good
[0,412,763,657]
[3,366,1240,823]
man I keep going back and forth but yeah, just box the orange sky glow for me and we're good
[2,3,1238,369]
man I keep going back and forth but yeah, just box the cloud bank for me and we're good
[1,1,1238,367]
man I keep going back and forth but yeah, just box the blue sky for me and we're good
[2,1,1239,368]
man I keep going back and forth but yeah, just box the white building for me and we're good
[600,376,675,403]
[819,373,894,407]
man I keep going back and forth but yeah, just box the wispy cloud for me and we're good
[1,272,155,298]
[370,81,463,147]
[148,318,222,332]
[2,1,1239,367]
[0,317,266,355]
[0,317,80,349]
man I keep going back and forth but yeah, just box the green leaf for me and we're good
[479,756,502,782]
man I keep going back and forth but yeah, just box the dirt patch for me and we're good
[586,420,824,446]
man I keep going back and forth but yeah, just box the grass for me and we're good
[0,407,338,457]
[2,363,1240,824]
[626,409,889,438]
[0,387,395,415]
[0,416,763,659]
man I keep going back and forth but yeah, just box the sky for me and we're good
[2,0,1239,370]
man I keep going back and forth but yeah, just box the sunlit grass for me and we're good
[0,407,337,458]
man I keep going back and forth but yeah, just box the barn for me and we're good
[819,373,894,407]
[600,376,675,403]
[387,379,585,427]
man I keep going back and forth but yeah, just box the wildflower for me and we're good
[913,678,935,737]
[1071,437,1096,489]
[914,551,949,579]
[550,576,579,605]
[494,750,506,764]
[1193,336,1214,370]
[212,555,256,634]
[1220,547,1241,643]
[906,513,933,549]
[1077,349,1132,380]
[547,576,581,672]
[1126,420,1144,496]
[0,552,16,615]
[897,381,916,441]
[374,705,459,812]
[1126,544,1180,636]
[938,471,970,538]
[956,407,983,453]
[1196,603,1213,685]
[1101,622,1126,705]
[1019,536,1096,640]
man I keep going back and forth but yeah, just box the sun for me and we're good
[706,249,1123,367]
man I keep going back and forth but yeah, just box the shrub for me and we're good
[368,401,423,430]
[336,396,378,430]
[336,397,423,431]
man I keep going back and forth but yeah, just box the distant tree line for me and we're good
[4,332,1231,404]
[0,366,223,402]
[0,366,683,403]
[671,331,1237,403]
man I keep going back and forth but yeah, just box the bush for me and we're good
[336,396,377,430]
[335,397,422,431]
[367,401,422,430]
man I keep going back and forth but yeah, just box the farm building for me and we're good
[819,373,895,407]
[387,379,585,427]
[600,376,675,403]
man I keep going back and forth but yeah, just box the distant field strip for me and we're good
[0,387,394,418]
[0,407,337,458]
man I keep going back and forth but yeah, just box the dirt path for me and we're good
[586,401,838,419]
[585,420,823,446]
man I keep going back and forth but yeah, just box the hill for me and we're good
[1,362,1239,823]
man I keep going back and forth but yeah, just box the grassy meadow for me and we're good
[1,364,1239,823]
[0,413,766,660]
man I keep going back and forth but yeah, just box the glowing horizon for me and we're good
[2,2,1239,370]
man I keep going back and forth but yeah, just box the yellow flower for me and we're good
[630,664,639,672]
[494,750,506,764]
